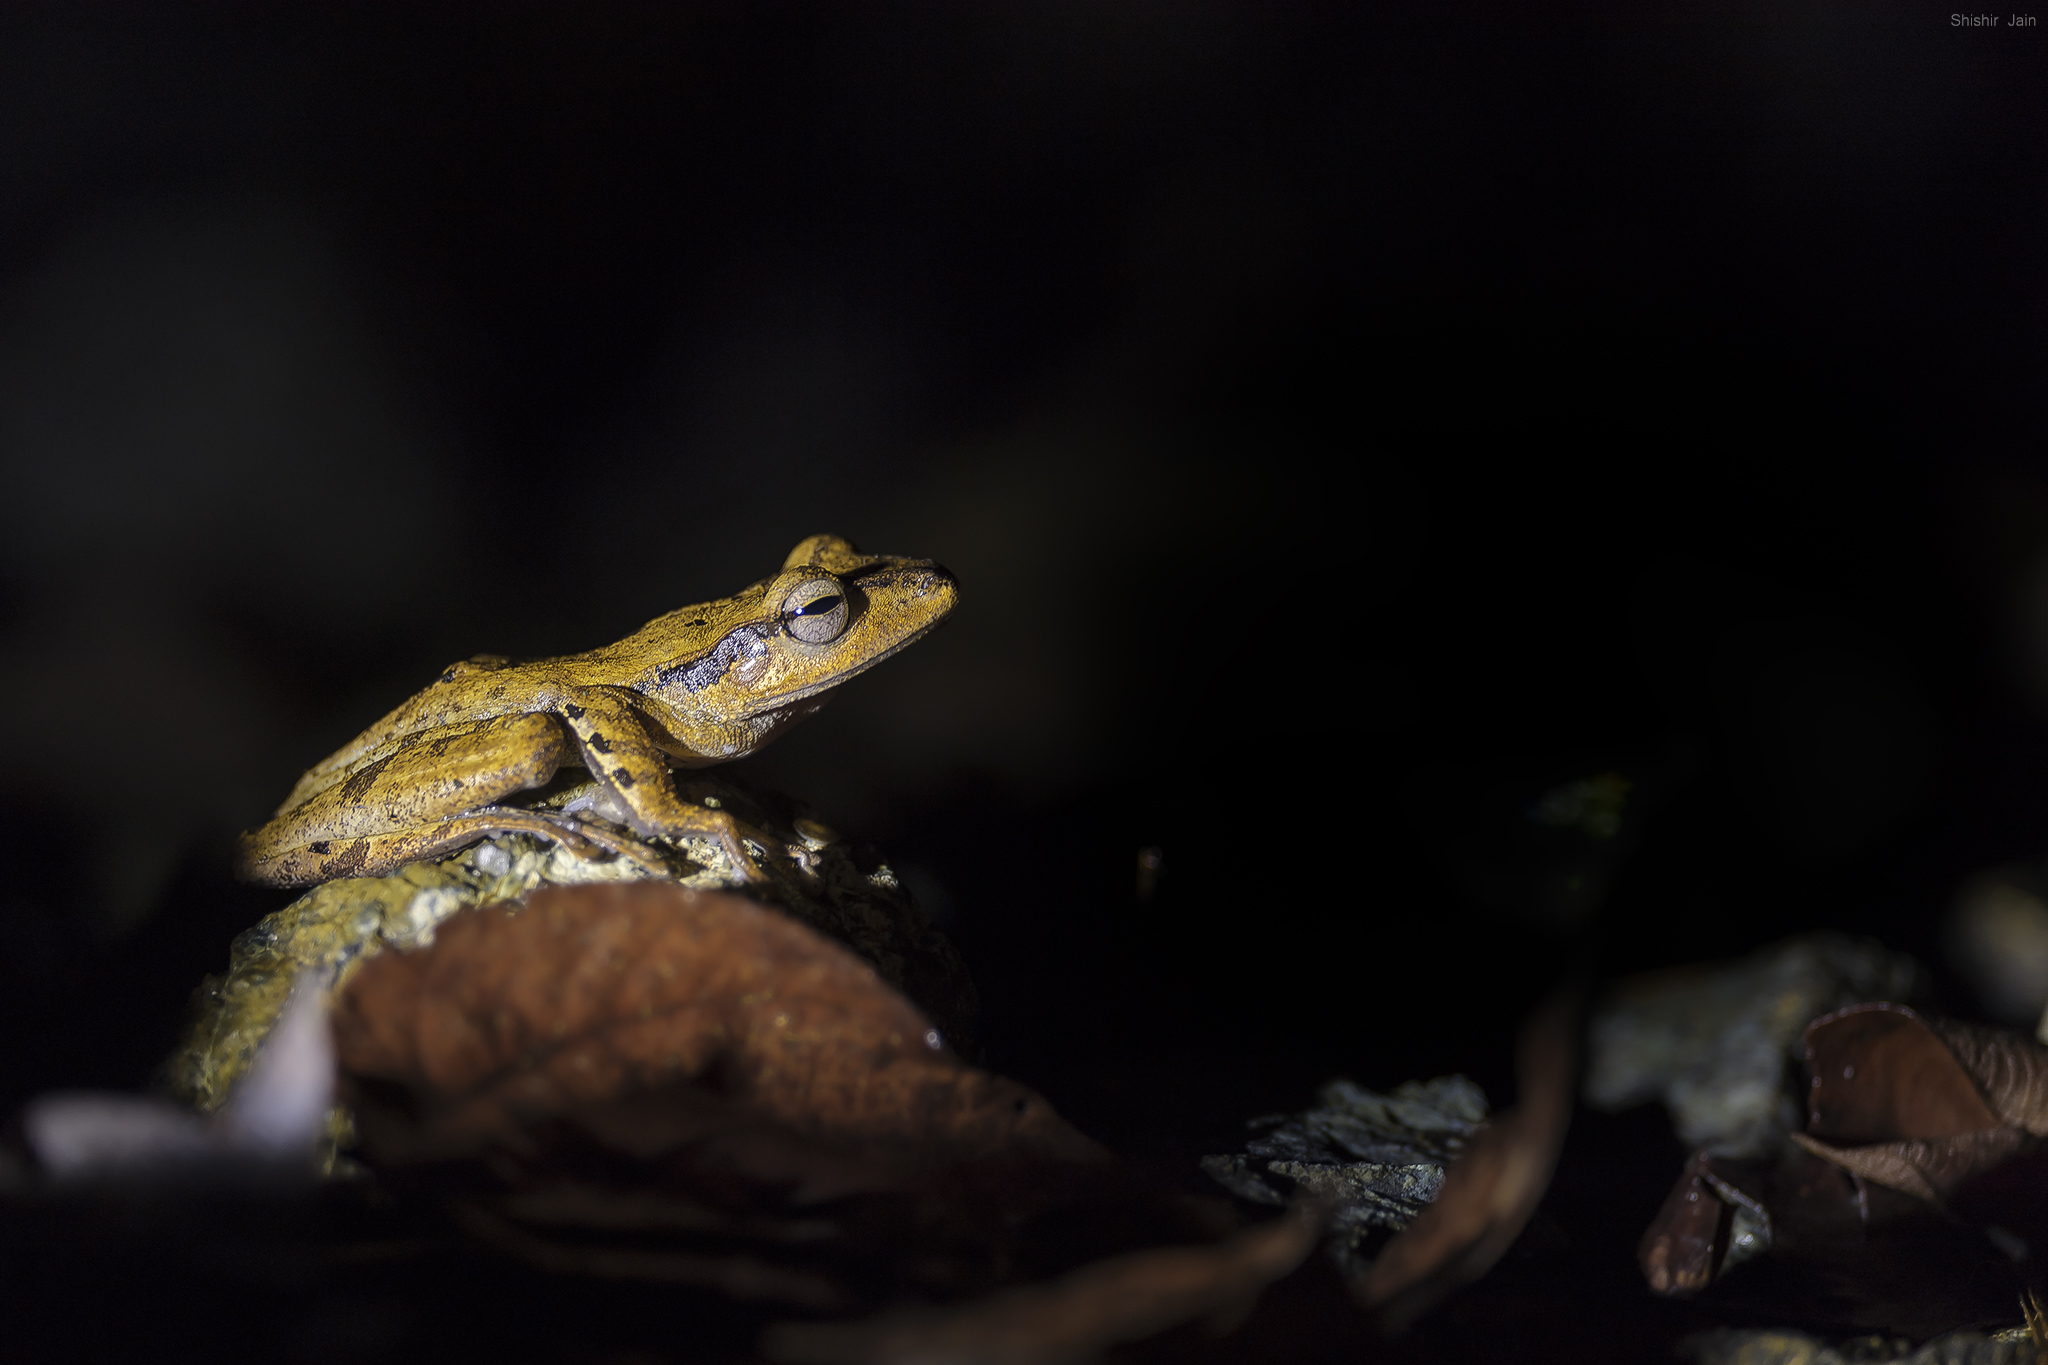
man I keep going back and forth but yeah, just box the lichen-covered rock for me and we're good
[165,771,979,1117]
[1201,1076,1486,1242]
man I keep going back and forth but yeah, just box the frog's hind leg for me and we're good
[237,712,612,886]
[236,808,672,887]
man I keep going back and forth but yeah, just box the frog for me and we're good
[234,534,957,888]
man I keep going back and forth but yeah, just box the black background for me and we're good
[0,3,2044,1359]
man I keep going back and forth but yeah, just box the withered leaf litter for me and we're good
[332,881,1333,1358]
[1638,1000,2048,1346]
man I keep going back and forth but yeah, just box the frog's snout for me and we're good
[850,560,958,649]
[855,558,956,606]
[909,563,958,606]
[907,564,960,625]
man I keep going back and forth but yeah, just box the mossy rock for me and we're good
[165,771,980,1117]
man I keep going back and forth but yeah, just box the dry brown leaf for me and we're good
[1637,1138,2028,1332]
[331,882,1257,1329]
[1353,986,1579,1333]
[1638,1150,1774,1296]
[1640,1001,2048,1304]
[1634,1003,2048,1313]
[1803,1004,1998,1144]
[1921,1014,2048,1136]
[757,1198,1327,1365]
[1792,1004,2048,1202]
[1639,1156,1722,1297]
[1789,1126,2028,1204]
[333,882,1104,1179]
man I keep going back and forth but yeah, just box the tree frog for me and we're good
[234,535,956,888]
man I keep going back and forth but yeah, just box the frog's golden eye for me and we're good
[783,582,849,644]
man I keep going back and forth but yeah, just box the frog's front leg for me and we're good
[552,686,770,881]
[235,712,665,886]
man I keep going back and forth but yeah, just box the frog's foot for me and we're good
[511,811,675,877]
[667,806,770,884]
[513,805,773,886]
[686,810,778,883]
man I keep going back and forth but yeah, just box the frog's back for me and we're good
[276,654,562,813]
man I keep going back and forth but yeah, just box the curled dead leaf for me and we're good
[1353,986,1579,1333]
[1639,1151,1774,1296]
[331,881,1271,1344]
[1639,1145,2027,1336]
[1791,1004,2048,1202]
[1638,1001,2048,1316]
[1790,1126,2029,1205]
[1919,1013,2048,1136]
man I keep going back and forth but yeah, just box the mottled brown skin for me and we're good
[235,536,957,887]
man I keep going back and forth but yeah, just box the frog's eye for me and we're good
[783,583,849,644]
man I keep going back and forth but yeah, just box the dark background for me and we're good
[0,3,2044,1358]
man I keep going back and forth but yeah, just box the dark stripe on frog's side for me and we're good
[324,838,370,878]
[337,753,395,805]
[659,626,768,693]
